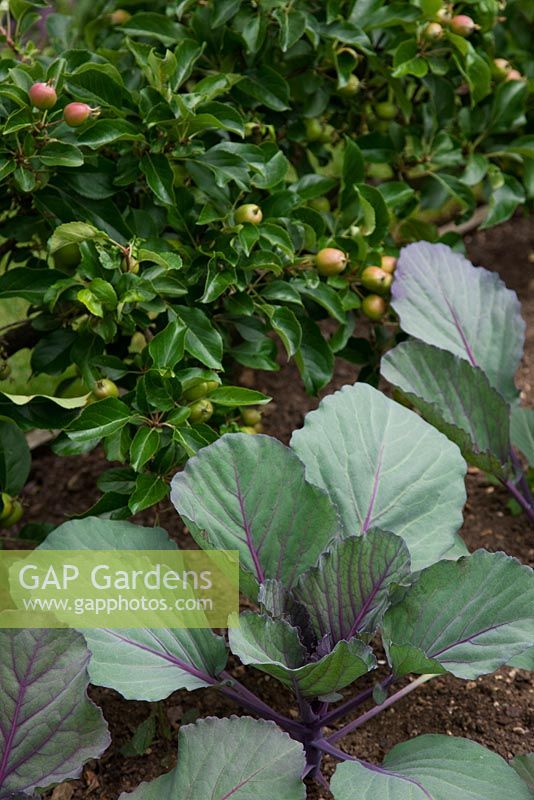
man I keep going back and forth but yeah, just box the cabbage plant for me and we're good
[3,384,533,799]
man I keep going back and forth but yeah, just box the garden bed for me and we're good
[7,216,534,800]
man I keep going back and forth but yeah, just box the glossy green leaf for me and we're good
[239,66,290,111]
[0,268,66,302]
[176,306,223,369]
[482,175,526,229]
[49,222,109,253]
[39,141,84,167]
[0,419,31,494]
[129,473,168,513]
[208,386,270,406]
[140,153,176,206]
[295,317,334,395]
[270,307,302,358]
[76,120,144,148]
[66,398,132,443]
[130,427,160,471]
[148,320,187,370]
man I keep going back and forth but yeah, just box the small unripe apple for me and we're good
[183,382,209,402]
[436,7,451,22]
[305,118,324,142]
[0,492,13,521]
[424,22,443,39]
[319,123,336,143]
[339,74,360,97]
[315,248,348,277]
[381,255,397,274]
[309,197,331,213]
[367,162,394,180]
[2,498,23,527]
[235,204,263,225]
[241,407,262,426]
[361,267,392,294]
[362,294,387,321]
[374,101,398,120]
[63,102,93,127]
[450,14,476,36]
[205,380,220,392]
[506,69,523,81]
[28,82,58,110]
[488,167,504,190]
[92,378,120,399]
[240,426,258,435]
[189,399,213,423]
[121,255,139,274]
[53,243,81,273]
[493,58,511,80]
[129,332,147,353]
[110,9,131,24]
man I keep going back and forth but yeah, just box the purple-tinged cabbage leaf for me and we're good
[511,406,534,466]
[119,716,306,800]
[170,433,340,598]
[391,241,524,402]
[229,613,375,697]
[82,628,227,701]
[0,629,110,799]
[331,735,533,799]
[293,529,411,642]
[383,550,534,679]
[38,516,177,552]
[511,754,534,791]
[381,340,512,478]
[39,518,227,701]
[290,384,467,570]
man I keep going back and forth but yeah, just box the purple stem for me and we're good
[313,739,434,798]
[320,674,395,727]
[502,476,534,523]
[219,671,307,734]
[315,769,332,791]
[313,738,358,762]
[509,449,534,516]
[327,674,434,744]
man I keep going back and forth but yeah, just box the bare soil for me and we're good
[5,216,533,799]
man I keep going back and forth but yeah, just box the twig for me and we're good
[327,674,435,744]
[437,204,489,237]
